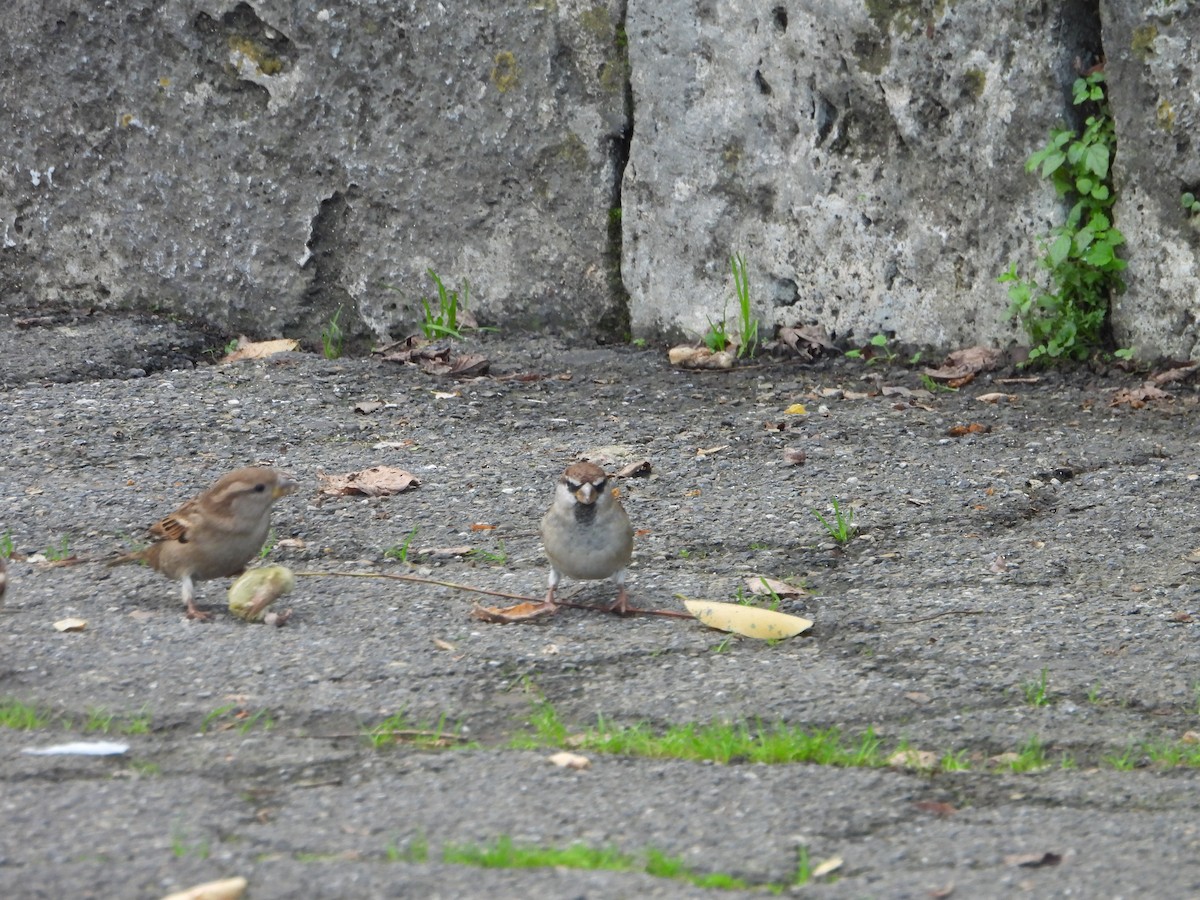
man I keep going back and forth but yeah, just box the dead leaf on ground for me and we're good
[842,390,871,401]
[426,352,489,378]
[785,402,808,415]
[470,601,554,624]
[923,345,1003,381]
[53,618,87,632]
[766,325,838,360]
[946,423,991,437]
[1151,362,1200,384]
[433,638,456,651]
[696,445,728,457]
[667,345,735,369]
[319,466,420,496]
[783,448,806,466]
[548,751,591,770]
[976,392,1016,404]
[353,400,386,415]
[221,338,300,363]
[616,459,652,479]
[470,523,496,531]
[682,598,812,640]
[1110,383,1171,408]
[747,576,806,598]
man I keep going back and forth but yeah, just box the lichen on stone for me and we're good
[491,50,520,93]
[1131,24,1158,61]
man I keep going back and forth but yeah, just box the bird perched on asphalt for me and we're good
[108,467,298,620]
[539,461,635,615]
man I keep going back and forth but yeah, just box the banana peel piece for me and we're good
[228,566,295,623]
[682,597,812,640]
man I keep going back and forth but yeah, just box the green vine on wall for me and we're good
[1000,72,1128,362]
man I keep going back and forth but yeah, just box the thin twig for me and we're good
[292,570,695,618]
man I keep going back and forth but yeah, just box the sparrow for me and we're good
[539,461,635,615]
[108,467,298,619]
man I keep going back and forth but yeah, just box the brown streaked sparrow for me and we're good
[539,461,635,614]
[108,467,298,620]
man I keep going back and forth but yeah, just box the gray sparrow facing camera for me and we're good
[539,461,635,615]
[108,467,297,620]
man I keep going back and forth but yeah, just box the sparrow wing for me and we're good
[148,498,204,542]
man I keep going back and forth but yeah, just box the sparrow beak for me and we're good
[574,483,597,504]
[273,477,299,499]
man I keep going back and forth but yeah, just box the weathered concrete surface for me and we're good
[1,0,1198,358]
[0,0,630,345]
[622,0,1097,349]
[1102,0,1200,359]
[4,331,1200,897]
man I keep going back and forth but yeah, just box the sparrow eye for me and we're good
[593,478,608,492]
[254,483,266,493]
[566,480,582,492]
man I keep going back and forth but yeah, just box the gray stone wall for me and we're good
[1,1,1197,358]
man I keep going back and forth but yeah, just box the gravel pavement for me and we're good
[2,319,1200,898]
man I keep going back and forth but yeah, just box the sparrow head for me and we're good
[557,461,613,523]
[189,467,298,533]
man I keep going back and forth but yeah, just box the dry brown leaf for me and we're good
[1110,383,1171,408]
[548,751,591,770]
[769,325,837,358]
[923,345,1002,381]
[667,345,736,369]
[423,353,489,378]
[161,876,248,900]
[221,338,300,363]
[616,459,653,479]
[1181,731,1200,744]
[946,423,991,437]
[470,601,555,624]
[53,617,87,633]
[319,466,420,497]
[696,445,729,457]
[470,523,497,531]
[842,390,871,400]
[353,400,385,415]
[682,598,812,640]
[783,448,806,466]
[1151,363,1200,384]
[433,638,456,651]
[747,576,806,598]
[975,392,1015,404]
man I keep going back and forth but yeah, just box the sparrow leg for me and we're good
[181,575,211,621]
[535,567,562,613]
[606,570,633,616]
